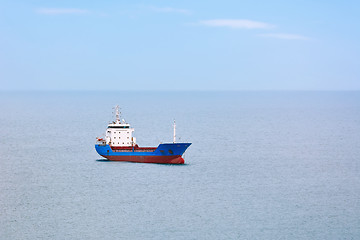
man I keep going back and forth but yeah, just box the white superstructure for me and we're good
[105,106,136,147]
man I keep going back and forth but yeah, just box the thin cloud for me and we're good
[149,6,191,14]
[199,19,275,29]
[36,8,90,15]
[258,33,310,40]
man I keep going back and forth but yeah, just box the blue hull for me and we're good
[95,143,191,164]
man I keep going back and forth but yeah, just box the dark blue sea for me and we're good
[1,91,359,239]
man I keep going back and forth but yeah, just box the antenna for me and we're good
[173,120,176,143]
[114,105,121,123]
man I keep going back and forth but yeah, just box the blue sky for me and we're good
[1,0,359,91]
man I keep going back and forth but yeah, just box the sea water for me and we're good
[0,91,359,239]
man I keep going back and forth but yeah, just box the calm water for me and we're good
[1,91,360,239]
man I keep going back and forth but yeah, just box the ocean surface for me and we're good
[1,91,359,239]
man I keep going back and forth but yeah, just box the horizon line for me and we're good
[1,89,360,93]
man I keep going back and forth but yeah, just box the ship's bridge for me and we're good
[107,123,131,128]
[105,107,136,147]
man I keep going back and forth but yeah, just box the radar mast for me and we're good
[114,105,121,123]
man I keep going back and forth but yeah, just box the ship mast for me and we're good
[114,105,121,123]
[173,120,176,143]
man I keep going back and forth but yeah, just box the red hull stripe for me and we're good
[110,145,157,151]
[100,155,185,164]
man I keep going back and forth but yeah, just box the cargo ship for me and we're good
[95,106,191,164]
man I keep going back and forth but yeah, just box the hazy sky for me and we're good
[1,0,359,91]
